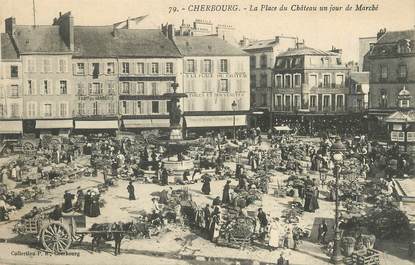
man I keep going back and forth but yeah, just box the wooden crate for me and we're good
[24,219,40,234]
[352,249,381,265]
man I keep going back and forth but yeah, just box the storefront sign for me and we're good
[78,95,114,101]
[393,124,402,131]
[391,131,405,142]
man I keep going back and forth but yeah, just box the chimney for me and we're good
[239,36,249,47]
[331,46,342,54]
[54,12,74,51]
[275,36,280,43]
[167,24,175,41]
[296,39,305,49]
[5,17,16,36]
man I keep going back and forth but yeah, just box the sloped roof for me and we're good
[1,33,19,60]
[174,36,247,56]
[73,26,182,58]
[385,111,415,123]
[277,46,339,57]
[14,25,71,53]
[243,39,278,50]
[350,72,369,84]
[377,29,415,44]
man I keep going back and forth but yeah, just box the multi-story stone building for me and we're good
[272,44,352,134]
[240,36,297,129]
[173,34,250,135]
[364,28,415,138]
[0,32,23,136]
[4,15,75,136]
[72,24,182,133]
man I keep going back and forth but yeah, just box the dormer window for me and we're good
[397,39,412,54]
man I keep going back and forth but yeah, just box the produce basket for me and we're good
[351,249,381,265]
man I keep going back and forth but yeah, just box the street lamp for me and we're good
[232,100,237,139]
[330,136,346,265]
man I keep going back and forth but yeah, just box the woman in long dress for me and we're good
[284,225,295,249]
[268,219,282,250]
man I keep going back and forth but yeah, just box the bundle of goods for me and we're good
[281,204,303,224]
[217,216,256,248]
[18,186,45,202]
[232,190,262,208]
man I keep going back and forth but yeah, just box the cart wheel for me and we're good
[41,222,72,253]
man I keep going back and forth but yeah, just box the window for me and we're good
[275,75,283,88]
[137,63,144,74]
[261,94,267,106]
[93,102,98,115]
[121,82,130,94]
[44,104,52,117]
[294,95,301,108]
[203,59,212,73]
[136,101,142,114]
[294,74,301,87]
[250,56,256,68]
[284,74,291,88]
[11,103,19,117]
[380,65,388,80]
[204,79,212,92]
[220,79,229,92]
[77,83,85,95]
[310,95,317,108]
[260,73,267,87]
[400,99,410,108]
[380,89,387,108]
[78,103,85,115]
[220,59,228,73]
[27,80,35,95]
[28,102,36,117]
[186,60,195,73]
[121,62,129,74]
[42,80,51,95]
[151,63,159,74]
[250,75,256,87]
[59,59,67,73]
[107,62,115,74]
[76,63,85,75]
[137,82,144,94]
[43,59,51,73]
[0,104,3,116]
[152,101,159,113]
[336,95,344,108]
[151,83,158,95]
[323,74,331,88]
[92,83,103,95]
[284,95,291,110]
[59,103,67,117]
[399,65,407,79]
[10,85,19,97]
[260,54,267,68]
[11,66,18,78]
[323,95,330,108]
[121,101,127,114]
[275,59,284,68]
[166,62,174,74]
[108,103,115,114]
[274,95,282,109]
[309,74,318,87]
[92,63,99,78]
[107,82,115,95]
[335,74,344,87]
[60,81,67,95]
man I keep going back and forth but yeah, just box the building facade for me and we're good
[0,33,23,137]
[364,28,415,139]
[173,35,250,135]
[272,45,354,134]
[240,36,297,129]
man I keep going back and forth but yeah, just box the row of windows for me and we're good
[25,80,69,95]
[378,64,408,80]
[274,94,345,108]
[274,73,345,89]
[185,98,243,112]
[77,101,166,116]
[250,54,269,68]
[25,58,69,73]
[185,59,234,73]
[25,102,69,118]
[0,85,20,97]
[75,62,174,76]
[0,103,21,117]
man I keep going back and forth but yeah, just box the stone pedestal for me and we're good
[170,128,183,141]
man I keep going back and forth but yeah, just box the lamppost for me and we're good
[232,100,237,139]
[330,136,346,265]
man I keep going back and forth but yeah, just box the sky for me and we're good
[0,0,414,62]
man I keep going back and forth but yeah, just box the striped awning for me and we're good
[0,121,23,134]
[123,119,170,128]
[36,120,73,129]
[75,120,119,129]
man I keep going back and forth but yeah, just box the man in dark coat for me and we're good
[203,204,211,233]
[84,190,91,216]
[318,220,328,244]
[112,222,124,256]
[89,192,100,217]
[257,208,268,235]
[161,168,169,186]
[222,180,231,204]
[63,191,75,213]
[277,253,289,265]
[127,181,135,200]
[201,174,211,195]
[49,205,63,221]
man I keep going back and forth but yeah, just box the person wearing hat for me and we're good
[277,252,289,265]
[63,190,75,213]
[221,180,231,204]
[49,205,63,221]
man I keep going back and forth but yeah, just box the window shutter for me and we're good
[66,80,71,95]
[218,60,221,72]
[88,83,92,95]
[146,63,150,74]
[228,79,232,92]
[194,60,198,73]
[217,80,221,93]
[228,60,231,73]
[56,81,60,95]
[72,63,76,75]
[211,60,215,74]
[89,63,94,75]
[33,80,37,95]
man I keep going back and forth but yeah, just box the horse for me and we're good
[89,222,134,252]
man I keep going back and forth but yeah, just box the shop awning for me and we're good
[75,120,119,130]
[185,115,246,128]
[123,119,170,128]
[274,126,291,131]
[0,121,23,134]
[36,120,73,129]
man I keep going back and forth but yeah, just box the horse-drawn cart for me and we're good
[14,212,88,253]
